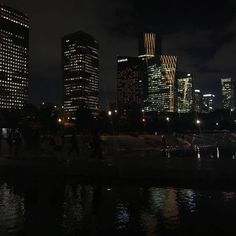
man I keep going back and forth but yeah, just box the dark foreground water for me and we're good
[0,177,236,236]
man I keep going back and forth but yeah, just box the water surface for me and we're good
[0,177,235,235]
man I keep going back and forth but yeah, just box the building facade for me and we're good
[144,58,172,112]
[176,73,193,113]
[145,61,163,112]
[221,78,234,110]
[62,31,99,116]
[117,56,141,108]
[0,5,29,110]
[194,89,202,113]
[138,32,161,102]
[160,55,178,113]
[202,94,216,113]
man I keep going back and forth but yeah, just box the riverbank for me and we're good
[0,133,236,188]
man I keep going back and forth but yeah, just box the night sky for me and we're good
[3,0,236,109]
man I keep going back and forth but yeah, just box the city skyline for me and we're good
[1,0,236,109]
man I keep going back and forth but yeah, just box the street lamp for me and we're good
[114,109,118,114]
[108,111,112,117]
[58,118,62,123]
[166,117,170,122]
[196,119,201,125]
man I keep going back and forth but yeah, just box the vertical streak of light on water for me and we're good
[216,147,220,159]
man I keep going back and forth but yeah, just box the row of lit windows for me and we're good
[1,15,29,28]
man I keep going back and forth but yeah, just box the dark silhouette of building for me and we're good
[117,56,142,109]
[0,4,29,110]
[221,78,235,110]
[62,31,99,117]
[194,89,202,113]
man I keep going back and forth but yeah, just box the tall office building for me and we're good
[117,56,142,108]
[194,89,202,113]
[176,73,193,113]
[138,32,162,102]
[0,5,29,110]
[221,78,234,110]
[144,56,177,113]
[62,31,99,116]
[202,94,216,113]
[145,60,167,112]
[137,32,177,113]
[160,55,178,113]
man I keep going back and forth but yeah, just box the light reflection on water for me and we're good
[115,201,130,230]
[0,183,25,235]
[0,180,236,235]
[60,185,236,235]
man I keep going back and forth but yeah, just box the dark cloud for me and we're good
[2,0,236,109]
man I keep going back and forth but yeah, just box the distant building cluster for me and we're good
[0,4,235,117]
[116,32,235,115]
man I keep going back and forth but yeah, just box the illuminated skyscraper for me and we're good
[62,31,99,116]
[117,56,141,108]
[194,89,202,113]
[0,4,29,110]
[137,33,177,113]
[138,32,162,60]
[221,78,234,110]
[145,60,167,112]
[176,73,193,113]
[202,94,216,113]
[160,55,178,112]
[138,32,162,101]
[144,56,177,113]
